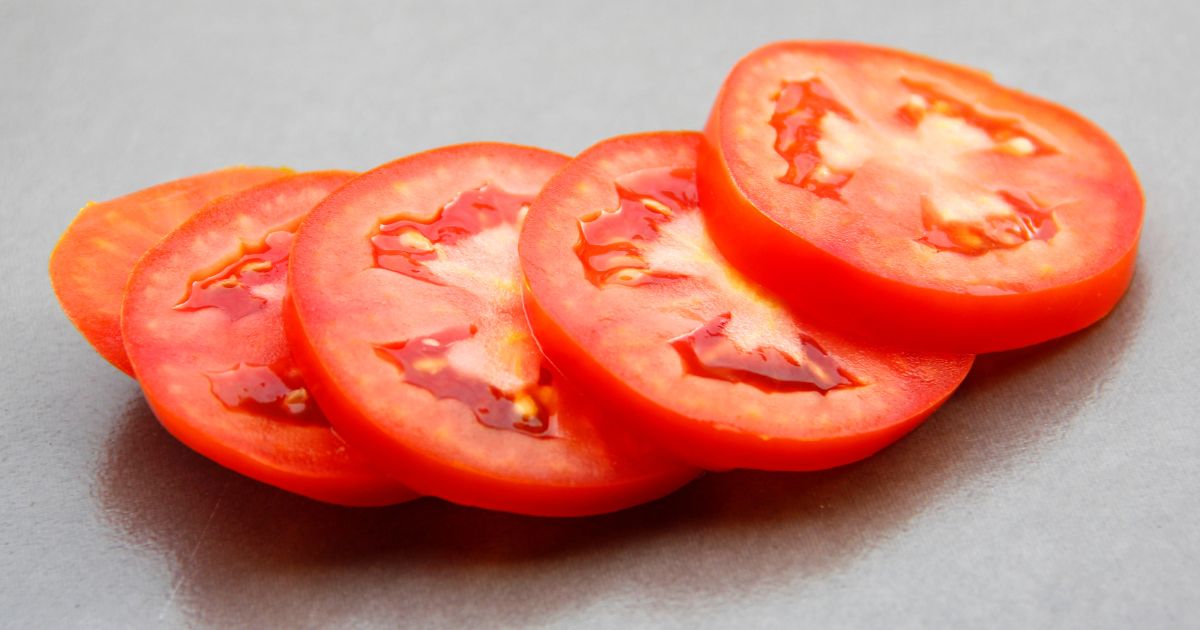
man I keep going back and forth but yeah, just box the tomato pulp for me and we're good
[51,166,291,374]
[700,41,1143,352]
[520,131,973,471]
[285,143,698,516]
[122,172,416,506]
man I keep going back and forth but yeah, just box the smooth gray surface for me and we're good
[2,1,1198,628]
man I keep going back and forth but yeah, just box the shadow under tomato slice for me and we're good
[285,143,699,517]
[121,172,417,507]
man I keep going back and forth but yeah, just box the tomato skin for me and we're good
[50,166,292,374]
[519,131,973,472]
[285,143,698,517]
[122,172,417,507]
[523,281,958,472]
[701,41,1144,353]
[697,137,1139,353]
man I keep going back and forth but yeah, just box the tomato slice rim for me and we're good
[702,41,1143,352]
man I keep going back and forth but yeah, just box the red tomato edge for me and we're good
[700,98,1141,353]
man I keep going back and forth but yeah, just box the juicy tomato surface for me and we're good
[285,143,698,516]
[50,166,291,374]
[122,172,417,506]
[701,41,1143,353]
[520,131,973,472]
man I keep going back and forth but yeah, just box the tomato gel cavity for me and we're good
[701,41,1143,352]
[122,172,417,506]
[285,143,697,516]
[521,132,972,472]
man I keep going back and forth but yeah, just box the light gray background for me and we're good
[2,1,1197,628]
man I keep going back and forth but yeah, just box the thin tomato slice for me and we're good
[51,166,291,374]
[285,143,698,516]
[701,41,1143,353]
[520,131,973,471]
[122,172,416,506]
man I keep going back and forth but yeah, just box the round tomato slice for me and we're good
[285,143,698,516]
[122,172,416,506]
[520,131,973,472]
[51,166,292,374]
[700,41,1143,353]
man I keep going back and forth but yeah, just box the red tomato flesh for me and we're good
[520,131,973,472]
[50,166,292,374]
[701,41,1143,353]
[285,143,698,516]
[122,172,416,506]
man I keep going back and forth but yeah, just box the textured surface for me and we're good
[2,1,1197,628]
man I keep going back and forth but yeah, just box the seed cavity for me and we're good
[574,166,698,287]
[176,230,293,320]
[670,313,857,394]
[376,325,560,438]
[206,360,324,424]
[371,183,532,285]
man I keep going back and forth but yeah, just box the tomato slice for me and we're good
[520,131,973,471]
[700,41,1143,353]
[285,143,698,516]
[122,172,416,506]
[50,166,292,374]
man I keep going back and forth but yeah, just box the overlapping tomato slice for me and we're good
[122,172,416,506]
[284,143,698,516]
[520,131,973,471]
[700,41,1143,352]
[51,166,291,374]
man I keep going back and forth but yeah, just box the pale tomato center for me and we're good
[771,78,1059,255]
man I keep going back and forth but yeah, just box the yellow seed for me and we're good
[412,357,447,373]
[613,269,647,284]
[642,198,673,216]
[997,136,1036,156]
[398,229,434,252]
[243,260,272,273]
[811,164,834,181]
[284,388,309,413]
[512,393,539,418]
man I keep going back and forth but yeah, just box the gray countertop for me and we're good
[3,1,1198,628]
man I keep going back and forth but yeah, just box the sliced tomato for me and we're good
[520,131,973,471]
[285,143,698,516]
[122,172,416,506]
[700,41,1143,353]
[50,166,292,374]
